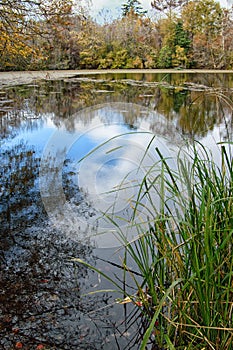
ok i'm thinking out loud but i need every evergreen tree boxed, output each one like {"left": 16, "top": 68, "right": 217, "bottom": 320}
{"left": 121, "top": 0, "right": 147, "bottom": 17}
{"left": 174, "top": 21, "right": 191, "bottom": 52}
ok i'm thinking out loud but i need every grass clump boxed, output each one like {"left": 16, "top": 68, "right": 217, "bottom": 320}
{"left": 77, "top": 141, "right": 233, "bottom": 349}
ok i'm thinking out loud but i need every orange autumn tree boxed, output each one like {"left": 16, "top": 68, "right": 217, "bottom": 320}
{"left": 0, "top": 0, "right": 75, "bottom": 70}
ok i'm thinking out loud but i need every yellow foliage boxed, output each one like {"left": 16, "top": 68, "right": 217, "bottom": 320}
{"left": 132, "top": 56, "right": 144, "bottom": 68}
{"left": 0, "top": 25, "right": 45, "bottom": 70}
{"left": 172, "top": 45, "right": 188, "bottom": 67}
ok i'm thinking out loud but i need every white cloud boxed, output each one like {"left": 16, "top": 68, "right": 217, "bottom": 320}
{"left": 90, "top": 0, "right": 153, "bottom": 21}
{"left": 90, "top": 0, "right": 230, "bottom": 21}
{"left": 140, "top": 0, "right": 153, "bottom": 11}
{"left": 91, "top": 0, "right": 121, "bottom": 12}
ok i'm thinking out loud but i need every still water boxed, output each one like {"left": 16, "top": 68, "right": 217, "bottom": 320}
{"left": 0, "top": 72, "right": 232, "bottom": 349}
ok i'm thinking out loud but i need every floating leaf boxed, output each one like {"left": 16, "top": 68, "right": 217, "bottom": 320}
{"left": 117, "top": 296, "right": 132, "bottom": 304}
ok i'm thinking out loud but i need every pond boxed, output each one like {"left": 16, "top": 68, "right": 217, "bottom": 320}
{"left": 0, "top": 71, "right": 232, "bottom": 349}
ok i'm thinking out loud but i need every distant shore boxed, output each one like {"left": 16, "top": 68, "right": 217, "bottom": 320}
{"left": 0, "top": 69, "right": 232, "bottom": 87}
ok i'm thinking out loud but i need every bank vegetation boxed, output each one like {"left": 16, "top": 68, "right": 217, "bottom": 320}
{"left": 1, "top": 0, "right": 233, "bottom": 71}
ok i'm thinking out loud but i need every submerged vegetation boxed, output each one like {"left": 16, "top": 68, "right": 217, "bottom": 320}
{"left": 77, "top": 141, "right": 233, "bottom": 349}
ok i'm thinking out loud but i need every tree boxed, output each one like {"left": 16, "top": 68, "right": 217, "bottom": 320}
{"left": 181, "top": 0, "right": 223, "bottom": 36}
{"left": 172, "top": 21, "right": 191, "bottom": 67}
{"left": 157, "top": 18, "right": 191, "bottom": 68}
{"left": 181, "top": 0, "right": 224, "bottom": 67}
{"left": 121, "top": 0, "right": 147, "bottom": 17}
{"left": 0, "top": 0, "right": 78, "bottom": 70}
{"left": 174, "top": 21, "right": 190, "bottom": 48}
{"left": 0, "top": 0, "right": 73, "bottom": 36}
{"left": 151, "top": 0, "right": 186, "bottom": 17}
{"left": 221, "top": 9, "right": 233, "bottom": 68}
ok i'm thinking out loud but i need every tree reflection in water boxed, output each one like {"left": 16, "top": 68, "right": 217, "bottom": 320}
{"left": 0, "top": 74, "right": 232, "bottom": 141}
{"left": 0, "top": 73, "right": 232, "bottom": 349}
{"left": 0, "top": 142, "right": 143, "bottom": 349}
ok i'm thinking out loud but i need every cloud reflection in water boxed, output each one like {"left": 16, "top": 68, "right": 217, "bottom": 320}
{"left": 40, "top": 102, "right": 182, "bottom": 248}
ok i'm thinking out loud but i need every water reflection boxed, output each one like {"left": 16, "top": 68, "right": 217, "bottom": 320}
{"left": 0, "top": 73, "right": 232, "bottom": 349}
{"left": 0, "top": 143, "right": 41, "bottom": 235}
{"left": 0, "top": 73, "right": 232, "bottom": 141}
{"left": 39, "top": 102, "right": 182, "bottom": 248}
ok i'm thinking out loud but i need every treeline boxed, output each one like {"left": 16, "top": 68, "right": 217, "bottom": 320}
{"left": 0, "top": 0, "right": 233, "bottom": 71}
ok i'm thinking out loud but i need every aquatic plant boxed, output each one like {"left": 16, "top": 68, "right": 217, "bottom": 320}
{"left": 75, "top": 140, "right": 233, "bottom": 349}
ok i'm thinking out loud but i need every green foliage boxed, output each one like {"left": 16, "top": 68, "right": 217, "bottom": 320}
{"left": 78, "top": 140, "right": 233, "bottom": 349}
{"left": 158, "top": 19, "right": 192, "bottom": 68}
{"left": 112, "top": 49, "right": 128, "bottom": 68}
{"left": 158, "top": 45, "right": 173, "bottom": 68}
{"left": 174, "top": 21, "right": 191, "bottom": 50}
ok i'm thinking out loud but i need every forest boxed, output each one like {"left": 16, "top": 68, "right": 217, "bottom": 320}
{"left": 0, "top": 0, "right": 233, "bottom": 71}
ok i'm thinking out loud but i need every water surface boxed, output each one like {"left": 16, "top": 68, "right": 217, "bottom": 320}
{"left": 0, "top": 72, "right": 232, "bottom": 349}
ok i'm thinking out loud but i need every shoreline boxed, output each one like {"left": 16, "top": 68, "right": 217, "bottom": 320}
{"left": 0, "top": 69, "right": 232, "bottom": 87}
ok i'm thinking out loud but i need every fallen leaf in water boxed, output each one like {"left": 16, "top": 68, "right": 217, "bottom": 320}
{"left": 4, "top": 316, "right": 12, "bottom": 323}
{"left": 12, "top": 327, "right": 19, "bottom": 334}
{"left": 117, "top": 296, "right": 132, "bottom": 304}
{"left": 15, "top": 342, "right": 23, "bottom": 349}
{"left": 36, "top": 345, "right": 45, "bottom": 350}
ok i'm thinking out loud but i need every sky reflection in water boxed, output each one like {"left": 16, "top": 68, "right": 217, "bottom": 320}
{"left": 0, "top": 74, "right": 232, "bottom": 349}
{"left": 39, "top": 102, "right": 181, "bottom": 248}
{"left": 1, "top": 90, "right": 231, "bottom": 247}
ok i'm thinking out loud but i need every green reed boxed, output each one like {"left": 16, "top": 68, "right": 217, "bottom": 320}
{"left": 76, "top": 141, "right": 233, "bottom": 349}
